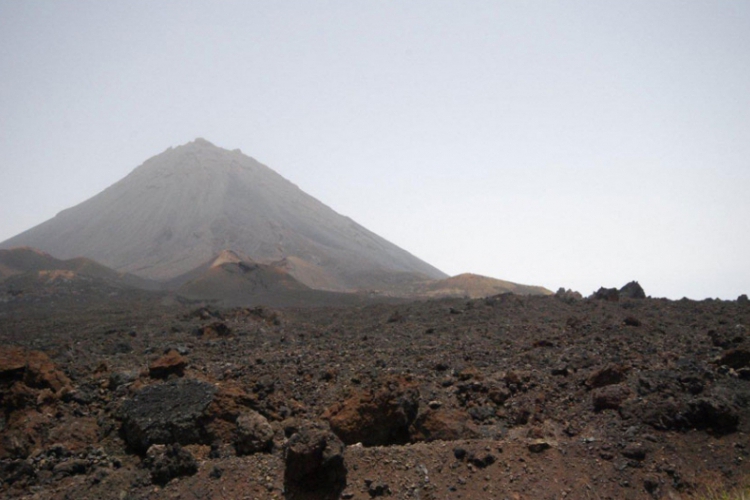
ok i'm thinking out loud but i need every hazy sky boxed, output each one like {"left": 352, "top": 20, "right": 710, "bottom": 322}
{"left": 1, "top": 1, "right": 749, "bottom": 299}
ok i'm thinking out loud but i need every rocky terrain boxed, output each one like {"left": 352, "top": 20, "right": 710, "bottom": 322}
{"left": 2, "top": 280, "right": 750, "bottom": 499}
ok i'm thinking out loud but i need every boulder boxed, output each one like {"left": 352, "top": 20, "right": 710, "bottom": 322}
{"left": 592, "top": 384, "right": 632, "bottom": 411}
{"left": 0, "top": 346, "right": 70, "bottom": 394}
{"left": 196, "top": 322, "right": 232, "bottom": 338}
{"left": 119, "top": 379, "right": 217, "bottom": 453}
{"left": 620, "top": 281, "right": 646, "bottom": 299}
{"left": 587, "top": 364, "right": 630, "bottom": 389}
{"left": 0, "top": 346, "right": 27, "bottom": 377}
{"left": 621, "top": 391, "right": 739, "bottom": 435}
{"left": 410, "top": 409, "right": 480, "bottom": 442}
{"left": 324, "top": 378, "right": 419, "bottom": 446}
{"left": 284, "top": 424, "right": 346, "bottom": 497}
{"left": 685, "top": 395, "right": 739, "bottom": 435}
{"left": 717, "top": 348, "right": 750, "bottom": 369}
{"left": 144, "top": 444, "right": 198, "bottom": 486}
{"left": 555, "top": 288, "right": 582, "bottom": 303}
{"left": 234, "top": 410, "right": 274, "bottom": 455}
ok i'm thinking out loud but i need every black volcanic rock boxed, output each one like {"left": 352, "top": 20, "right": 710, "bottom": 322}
{"left": 119, "top": 379, "right": 217, "bottom": 453}
{"left": 0, "top": 139, "right": 446, "bottom": 292}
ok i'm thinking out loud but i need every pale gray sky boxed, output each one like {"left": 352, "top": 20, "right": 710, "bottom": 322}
{"left": 1, "top": 1, "right": 749, "bottom": 299}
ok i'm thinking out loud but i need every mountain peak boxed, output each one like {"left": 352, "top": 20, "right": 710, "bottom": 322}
{"left": 0, "top": 142, "right": 447, "bottom": 290}
{"left": 188, "top": 137, "right": 216, "bottom": 148}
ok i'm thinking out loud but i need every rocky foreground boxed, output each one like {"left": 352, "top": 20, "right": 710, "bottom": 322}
{"left": 1, "top": 285, "right": 750, "bottom": 499}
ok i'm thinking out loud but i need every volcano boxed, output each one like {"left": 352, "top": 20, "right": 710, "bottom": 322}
{"left": 1, "top": 139, "right": 447, "bottom": 292}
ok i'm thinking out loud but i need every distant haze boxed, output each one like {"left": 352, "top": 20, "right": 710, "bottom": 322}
{"left": 1, "top": 1, "right": 748, "bottom": 299}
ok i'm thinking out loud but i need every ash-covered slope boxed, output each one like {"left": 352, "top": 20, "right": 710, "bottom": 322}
{"left": 1, "top": 139, "right": 447, "bottom": 291}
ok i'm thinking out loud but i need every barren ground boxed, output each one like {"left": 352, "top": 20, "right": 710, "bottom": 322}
{"left": 1, "top": 285, "right": 750, "bottom": 499}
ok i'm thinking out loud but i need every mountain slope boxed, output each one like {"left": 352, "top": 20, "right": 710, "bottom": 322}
{"left": 1, "top": 139, "right": 447, "bottom": 292}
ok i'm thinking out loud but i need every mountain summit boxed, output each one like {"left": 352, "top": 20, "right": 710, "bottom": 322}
{"left": 1, "top": 139, "right": 446, "bottom": 291}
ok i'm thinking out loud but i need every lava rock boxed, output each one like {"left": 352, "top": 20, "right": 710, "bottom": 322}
{"left": 623, "top": 316, "right": 642, "bottom": 327}
{"left": 717, "top": 348, "right": 750, "bottom": 369}
{"left": 149, "top": 350, "right": 188, "bottom": 379}
{"left": 366, "top": 480, "right": 391, "bottom": 497}
{"left": 593, "top": 287, "right": 619, "bottom": 302}
{"left": 528, "top": 439, "right": 552, "bottom": 453}
{"left": 196, "top": 322, "right": 232, "bottom": 338}
{"left": 592, "top": 384, "right": 632, "bottom": 411}
{"left": 284, "top": 424, "right": 346, "bottom": 497}
{"left": 0, "top": 459, "right": 36, "bottom": 485}
{"left": 685, "top": 395, "right": 739, "bottom": 435}
{"left": 144, "top": 444, "right": 198, "bottom": 486}
{"left": 555, "top": 288, "right": 582, "bottom": 303}
{"left": 324, "top": 378, "right": 419, "bottom": 446}
{"left": 409, "top": 409, "right": 480, "bottom": 442}
{"left": 109, "top": 370, "right": 138, "bottom": 390}
{"left": 621, "top": 443, "right": 648, "bottom": 461}
{"left": 234, "top": 410, "right": 274, "bottom": 455}
{"left": 52, "top": 458, "right": 89, "bottom": 477}
{"left": 587, "top": 364, "right": 630, "bottom": 389}
{"left": 620, "top": 281, "right": 646, "bottom": 299}
{"left": 468, "top": 453, "right": 496, "bottom": 468}
{"left": 119, "top": 379, "right": 217, "bottom": 453}
{"left": 0, "top": 346, "right": 70, "bottom": 393}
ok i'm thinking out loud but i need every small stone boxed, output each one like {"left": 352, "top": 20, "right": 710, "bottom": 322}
{"left": 528, "top": 439, "right": 551, "bottom": 453}
{"left": 468, "top": 453, "right": 496, "bottom": 468}
{"left": 367, "top": 481, "right": 391, "bottom": 497}
{"left": 52, "top": 458, "right": 89, "bottom": 477}
{"left": 623, "top": 316, "right": 641, "bottom": 327}
{"left": 622, "top": 443, "right": 647, "bottom": 461}
{"left": 235, "top": 410, "right": 274, "bottom": 455}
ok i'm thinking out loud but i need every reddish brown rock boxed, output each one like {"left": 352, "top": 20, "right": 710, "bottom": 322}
{"left": 149, "top": 350, "right": 188, "bottom": 379}
{"left": 323, "top": 378, "right": 419, "bottom": 446}
{"left": 25, "top": 352, "right": 70, "bottom": 393}
{"left": 205, "top": 382, "right": 260, "bottom": 443}
{"left": 0, "top": 346, "right": 27, "bottom": 376}
{"left": 0, "top": 346, "right": 70, "bottom": 393}
{"left": 410, "top": 409, "right": 480, "bottom": 442}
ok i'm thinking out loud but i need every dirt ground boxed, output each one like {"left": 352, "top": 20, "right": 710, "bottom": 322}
{"left": 1, "top": 284, "right": 750, "bottom": 499}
